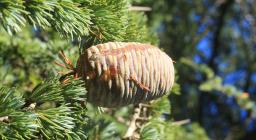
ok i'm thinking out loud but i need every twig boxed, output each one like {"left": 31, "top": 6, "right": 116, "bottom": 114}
{"left": 123, "top": 105, "right": 142, "bottom": 139}
{"left": 0, "top": 116, "right": 9, "bottom": 122}
{"left": 129, "top": 6, "right": 152, "bottom": 12}
{"left": 137, "top": 117, "right": 149, "bottom": 121}
{"left": 28, "top": 103, "right": 37, "bottom": 110}
{"left": 117, "top": 116, "right": 128, "bottom": 125}
{"left": 139, "top": 103, "right": 152, "bottom": 108}
{"left": 172, "top": 119, "right": 191, "bottom": 126}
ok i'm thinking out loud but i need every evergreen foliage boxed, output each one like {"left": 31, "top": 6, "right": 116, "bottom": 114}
{"left": 0, "top": 0, "right": 157, "bottom": 43}
{"left": 0, "top": 0, "right": 209, "bottom": 139}
{"left": 0, "top": 77, "right": 86, "bottom": 139}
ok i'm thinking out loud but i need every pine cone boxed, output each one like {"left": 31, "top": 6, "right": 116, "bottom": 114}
{"left": 76, "top": 42, "right": 175, "bottom": 107}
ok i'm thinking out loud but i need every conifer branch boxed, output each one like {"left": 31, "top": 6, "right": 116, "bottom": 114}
{"left": 0, "top": 0, "right": 157, "bottom": 44}
{"left": 0, "top": 0, "right": 128, "bottom": 40}
{"left": 0, "top": 77, "right": 87, "bottom": 139}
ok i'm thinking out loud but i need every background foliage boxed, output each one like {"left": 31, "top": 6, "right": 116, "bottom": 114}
{"left": 1, "top": 0, "right": 256, "bottom": 140}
